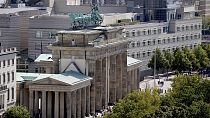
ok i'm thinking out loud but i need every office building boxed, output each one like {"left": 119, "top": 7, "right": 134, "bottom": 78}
{"left": 0, "top": 47, "right": 17, "bottom": 116}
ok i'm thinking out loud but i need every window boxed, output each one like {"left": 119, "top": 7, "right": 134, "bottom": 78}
{"left": 153, "top": 29, "right": 157, "bottom": 34}
{"left": 143, "top": 30, "right": 146, "bottom": 35}
{"left": 194, "top": 35, "right": 198, "bottom": 39}
{"left": 143, "top": 41, "right": 146, "bottom": 46}
{"left": 137, "top": 31, "right": 141, "bottom": 36}
{"left": 7, "top": 89, "right": 9, "bottom": 101}
{"left": 163, "top": 27, "right": 167, "bottom": 33}
{"left": 12, "top": 88, "right": 14, "bottom": 100}
{"left": 0, "top": 61, "right": 1, "bottom": 67}
{"left": 137, "top": 41, "right": 140, "bottom": 47}
{"left": 158, "top": 29, "right": 161, "bottom": 34}
{"left": 173, "top": 38, "right": 176, "bottom": 42}
{"left": 147, "top": 52, "right": 151, "bottom": 56}
{"left": 143, "top": 52, "right": 146, "bottom": 57}
{"left": 12, "top": 59, "right": 14, "bottom": 65}
{"left": 177, "top": 37, "right": 180, "bottom": 41}
{"left": 3, "top": 73, "right": 5, "bottom": 84}
{"left": 126, "top": 32, "right": 129, "bottom": 37}
{"left": 132, "top": 31, "right": 135, "bottom": 37}
{"left": 0, "top": 75, "right": 1, "bottom": 84}
{"left": 7, "top": 60, "right": 10, "bottom": 66}
{"left": 3, "top": 60, "right": 5, "bottom": 67}
{"left": 7, "top": 72, "right": 10, "bottom": 83}
{"left": 182, "top": 26, "right": 185, "bottom": 31}
{"left": 12, "top": 72, "right": 14, "bottom": 82}
{"left": 132, "top": 53, "right": 135, "bottom": 58}
{"left": 195, "top": 24, "right": 198, "bottom": 29}
{"left": 49, "top": 32, "right": 56, "bottom": 39}
{"left": 177, "top": 27, "right": 180, "bottom": 31}
{"left": 186, "top": 36, "right": 189, "bottom": 40}
{"left": 191, "top": 25, "right": 194, "bottom": 30}
{"left": 153, "top": 39, "right": 156, "bottom": 45}
{"left": 148, "top": 30, "right": 151, "bottom": 35}
{"left": 168, "top": 38, "right": 170, "bottom": 43}
{"left": 148, "top": 41, "right": 151, "bottom": 46}
{"left": 182, "top": 37, "right": 185, "bottom": 41}
{"left": 186, "top": 26, "right": 189, "bottom": 30}
{"left": 163, "top": 39, "right": 166, "bottom": 43}
{"left": 35, "top": 31, "right": 43, "bottom": 38}
{"left": 191, "top": 35, "right": 193, "bottom": 40}
{"left": 131, "top": 42, "right": 135, "bottom": 48}
{"left": 158, "top": 40, "right": 161, "bottom": 44}
{"left": 137, "top": 52, "right": 140, "bottom": 58}
{"left": 35, "top": 43, "right": 41, "bottom": 50}
{"left": 0, "top": 30, "right": 1, "bottom": 37}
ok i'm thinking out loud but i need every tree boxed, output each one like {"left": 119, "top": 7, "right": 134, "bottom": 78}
{"left": 170, "top": 75, "right": 204, "bottom": 106}
{"left": 163, "top": 50, "right": 174, "bottom": 74}
{"left": 183, "top": 48, "right": 200, "bottom": 71}
{"left": 193, "top": 45, "right": 209, "bottom": 69}
{"left": 202, "top": 16, "right": 210, "bottom": 29}
{"left": 172, "top": 49, "right": 191, "bottom": 72}
{"left": 109, "top": 90, "right": 161, "bottom": 118}
{"left": 188, "top": 101, "right": 210, "bottom": 118}
{"left": 3, "top": 106, "right": 30, "bottom": 118}
{"left": 148, "top": 48, "right": 166, "bottom": 72}
{"left": 201, "top": 44, "right": 210, "bottom": 59}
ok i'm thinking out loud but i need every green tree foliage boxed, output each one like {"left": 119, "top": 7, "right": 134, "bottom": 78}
{"left": 202, "top": 16, "right": 210, "bottom": 29}
{"left": 3, "top": 106, "right": 30, "bottom": 118}
{"left": 148, "top": 48, "right": 166, "bottom": 72}
{"left": 163, "top": 50, "right": 174, "bottom": 71}
{"left": 172, "top": 49, "right": 191, "bottom": 72}
{"left": 109, "top": 90, "right": 161, "bottom": 118}
{"left": 188, "top": 101, "right": 210, "bottom": 118}
{"left": 193, "top": 45, "right": 209, "bottom": 69}
{"left": 183, "top": 48, "right": 200, "bottom": 70}
{"left": 170, "top": 75, "right": 203, "bottom": 106}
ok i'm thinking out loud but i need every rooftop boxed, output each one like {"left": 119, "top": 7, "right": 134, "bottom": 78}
{"left": 127, "top": 56, "right": 142, "bottom": 66}
{"left": 0, "top": 7, "right": 40, "bottom": 14}
{"left": 17, "top": 71, "right": 93, "bottom": 85}
{"left": 34, "top": 54, "right": 53, "bottom": 62}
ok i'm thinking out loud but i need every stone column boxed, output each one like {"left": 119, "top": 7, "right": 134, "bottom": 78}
{"left": 76, "top": 89, "right": 81, "bottom": 118}
{"left": 109, "top": 55, "right": 117, "bottom": 103}
{"left": 134, "top": 69, "right": 138, "bottom": 90}
{"left": 95, "top": 59, "right": 102, "bottom": 110}
{"left": 29, "top": 90, "right": 34, "bottom": 118}
{"left": 34, "top": 91, "right": 39, "bottom": 117}
{"left": 72, "top": 91, "right": 76, "bottom": 118}
{"left": 102, "top": 58, "right": 106, "bottom": 108}
{"left": 42, "top": 91, "right": 47, "bottom": 118}
{"left": 54, "top": 91, "right": 59, "bottom": 118}
{"left": 116, "top": 54, "right": 122, "bottom": 100}
{"left": 86, "top": 86, "right": 90, "bottom": 115}
{"left": 60, "top": 92, "right": 64, "bottom": 118}
{"left": 66, "top": 92, "right": 71, "bottom": 118}
{"left": 122, "top": 52, "right": 127, "bottom": 97}
{"left": 131, "top": 70, "right": 135, "bottom": 91}
{"left": 89, "top": 61, "right": 95, "bottom": 114}
{"left": 19, "top": 89, "right": 23, "bottom": 105}
{"left": 81, "top": 88, "right": 86, "bottom": 118}
{"left": 53, "top": 56, "right": 59, "bottom": 74}
{"left": 47, "top": 91, "right": 52, "bottom": 118}
{"left": 127, "top": 71, "right": 131, "bottom": 93}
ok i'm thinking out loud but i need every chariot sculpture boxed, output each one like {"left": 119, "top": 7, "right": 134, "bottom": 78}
{"left": 69, "top": 4, "right": 103, "bottom": 30}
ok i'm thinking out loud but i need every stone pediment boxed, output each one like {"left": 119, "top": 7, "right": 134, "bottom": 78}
{"left": 32, "top": 77, "right": 70, "bottom": 86}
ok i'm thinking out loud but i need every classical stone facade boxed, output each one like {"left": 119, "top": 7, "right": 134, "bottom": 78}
{"left": 16, "top": 27, "right": 141, "bottom": 118}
